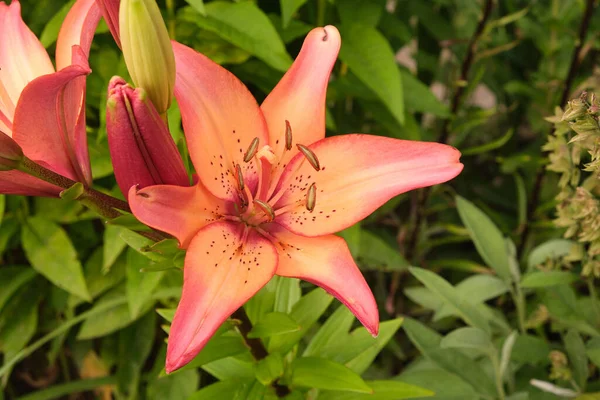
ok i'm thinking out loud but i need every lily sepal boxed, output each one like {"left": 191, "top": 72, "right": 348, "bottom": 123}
{"left": 107, "top": 76, "right": 189, "bottom": 196}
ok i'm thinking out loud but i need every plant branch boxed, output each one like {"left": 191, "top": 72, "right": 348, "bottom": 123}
{"left": 18, "top": 157, "right": 167, "bottom": 242}
{"left": 517, "top": 0, "right": 596, "bottom": 256}
{"left": 404, "top": 0, "right": 495, "bottom": 263}
{"left": 231, "top": 308, "right": 291, "bottom": 398}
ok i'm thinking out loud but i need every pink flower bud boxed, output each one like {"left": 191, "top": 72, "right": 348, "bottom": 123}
{"left": 106, "top": 76, "right": 189, "bottom": 196}
{"left": 0, "top": 132, "right": 24, "bottom": 171}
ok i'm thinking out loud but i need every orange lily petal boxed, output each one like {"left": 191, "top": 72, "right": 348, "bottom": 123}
{"left": 129, "top": 183, "right": 230, "bottom": 249}
{"left": 55, "top": 0, "right": 101, "bottom": 70}
{"left": 0, "top": 0, "right": 54, "bottom": 134}
{"left": 172, "top": 41, "right": 270, "bottom": 202}
{"left": 12, "top": 51, "right": 92, "bottom": 183}
{"left": 166, "top": 221, "right": 277, "bottom": 372}
{"left": 273, "top": 134, "right": 463, "bottom": 237}
{"left": 0, "top": 170, "right": 62, "bottom": 197}
{"left": 261, "top": 25, "right": 340, "bottom": 182}
{"left": 272, "top": 226, "right": 379, "bottom": 336}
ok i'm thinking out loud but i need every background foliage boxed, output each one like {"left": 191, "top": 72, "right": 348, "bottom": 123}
{"left": 2, "top": 0, "right": 600, "bottom": 399}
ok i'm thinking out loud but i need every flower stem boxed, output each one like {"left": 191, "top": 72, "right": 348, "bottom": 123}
{"left": 231, "top": 307, "right": 291, "bottom": 397}
{"left": 18, "top": 157, "right": 166, "bottom": 242}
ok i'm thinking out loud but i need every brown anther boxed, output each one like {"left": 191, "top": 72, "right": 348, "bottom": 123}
{"left": 243, "top": 137, "right": 260, "bottom": 162}
{"left": 235, "top": 164, "right": 245, "bottom": 190}
{"left": 296, "top": 144, "right": 320, "bottom": 171}
{"left": 254, "top": 199, "right": 275, "bottom": 221}
{"left": 285, "top": 120, "right": 293, "bottom": 150}
{"left": 306, "top": 183, "right": 316, "bottom": 212}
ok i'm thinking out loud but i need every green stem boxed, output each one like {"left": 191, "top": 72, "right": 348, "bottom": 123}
{"left": 316, "top": 0, "right": 326, "bottom": 27}
{"left": 166, "top": 0, "right": 176, "bottom": 39}
{"left": 491, "top": 354, "right": 506, "bottom": 400}
{"left": 18, "top": 157, "right": 167, "bottom": 242}
{"left": 513, "top": 284, "right": 527, "bottom": 334}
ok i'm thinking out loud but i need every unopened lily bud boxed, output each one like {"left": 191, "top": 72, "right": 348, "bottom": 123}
{"left": 119, "top": 0, "right": 175, "bottom": 115}
{"left": 0, "top": 132, "right": 24, "bottom": 171}
{"left": 107, "top": 77, "right": 188, "bottom": 196}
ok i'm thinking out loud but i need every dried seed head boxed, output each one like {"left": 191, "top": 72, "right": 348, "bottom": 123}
{"left": 296, "top": 144, "right": 321, "bottom": 171}
{"left": 235, "top": 164, "right": 245, "bottom": 190}
{"left": 243, "top": 137, "right": 260, "bottom": 162}
{"left": 306, "top": 183, "right": 316, "bottom": 212}
{"left": 254, "top": 199, "right": 275, "bottom": 221}
{"left": 285, "top": 120, "right": 293, "bottom": 150}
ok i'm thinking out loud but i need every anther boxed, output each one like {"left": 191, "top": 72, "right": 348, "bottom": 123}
{"left": 235, "top": 164, "right": 245, "bottom": 190}
{"left": 296, "top": 144, "right": 321, "bottom": 171}
{"left": 254, "top": 199, "right": 275, "bottom": 221}
{"left": 285, "top": 120, "right": 293, "bottom": 150}
{"left": 306, "top": 183, "right": 316, "bottom": 212}
{"left": 243, "top": 137, "right": 260, "bottom": 162}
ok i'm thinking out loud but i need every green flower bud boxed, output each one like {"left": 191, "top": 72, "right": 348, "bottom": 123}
{"left": 120, "top": 0, "right": 175, "bottom": 115}
{"left": 562, "top": 99, "right": 587, "bottom": 121}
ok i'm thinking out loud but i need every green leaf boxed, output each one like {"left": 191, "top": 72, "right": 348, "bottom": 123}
{"left": 22, "top": 217, "right": 90, "bottom": 301}
{"left": 119, "top": 230, "right": 165, "bottom": 262}
{"left": 399, "top": 366, "right": 479, "bottom": 400}
{"left": 337, "top": 0, "right": 385, "bottom": 27}
{"left": 0, "top": 267, "right": 37, "bottom": 313}
{"left": 280, "top": 0, "right": 308, "bottom": 28}
{"left": 291, "top": 357, "right": 372, "bottom": 393}
{"left": 339, "top": 24, "right": 404, "bottom": 126}
{"left": 248, "top": 312, "right": 301, "bottom": 338}
{"left": 509, "top": 334, "right": 551, "bottom": 366}
{"left": 182, "top": 2, "right": 293, "bottom": 71}
{"left": 274, "top": 277, "right": 301, "bottom": 313}
{"left": 244, "top": 277, "right": 278, "bottom": 324}
{"left": 184, "top": 0, "right": 206, "bottom": 16}
{"left": 103, "top": 225, "right": 127, "bottom": 273}
{"left": 254, "top": 353, "right": 284, "bottom": 385}
{"left": 0, "top": 281, "right": 42, "bottom": 358}
{"left": 527, "top": 239, "right": 574, "bottom": 269}
{"left": 409, "top": 267, "right": 490, "bottom": 334}
{"left": 303, "top": 305, "right": 355, "bottom": 357}
{"left": 268, "top": 288, "right": 333, "bottom": 354}
{"left": 201, "top": 357, "right": 254, "bottom": 381}
{"left": 126, "top": 249, "right": 165, "bottom": 318}
{"left": 344, "top": 319, "right": 403, "bottom": 374}
{"left": 455, "top": 196, "right": 511, "bottom": 281}
{"left": 117, "top": 312, "right": 156, "bottom": 397}
{"left": 156, "top": 308, "right": 176, "bottom": 323}
{"left": 181, "top": 336, "right": 248, "bottom": 371}
{"left": 520, "top": 271, "right": 579, "bottom": 288}
{"left": 318, "top": 380, "right": 434, "bottom": 399}
{"left": 39, "top": 0, "right": 75, "bottom": 47}
{"left": 402, "top": 318, "right": 497, "bottom": 398}
{"left": 440, "top": 327, "right": 495, "bottom": 356}
{"left": 400, "top": 69, "right": 449, "bottom": 117}
{"left": 77, "top": 287, "right": 149, "bottom": 339}
{"left": 586, "top": 337, "right": 600, "bottom": 369}
{"left": 187, "top": 379, "right": 254, "bottom": 400}
{"left": 358, "top": 230, "right": 409, "bottom": 271}
{"left": 499, "top": 332, "right": 517, "bottom": 380}
{"left": 564, "top": 330, "right": 589, "bottom": 391}
{"left": 59, "top": 182, "right": 85, "bottom": 201}
{"left": 147, "top": 369, "right": 199, "bottom": 400}
{"left": 461, "top": 129, "right": 514, "bottom": 156}
{"left": 435, "top": 275, "right": 510, "bottom": 320}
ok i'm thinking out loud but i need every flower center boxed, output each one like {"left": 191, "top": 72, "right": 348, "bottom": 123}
{"left": 231, "top": 122, "right": 320, "bottom": 228}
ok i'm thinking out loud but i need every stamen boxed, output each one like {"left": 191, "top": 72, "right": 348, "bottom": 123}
{"left": 254, "top": 199, "right": 275, "bottom": 221}
{"left": 235, "top": 164, "right": 245, "bottom": 190}
{"left": 306, "top": 183, "right": 316, "bottom": 212}
{"left": 285, "top": 120, "right": 293, "bottom": 150}
{"left": 243, "top": 137, "right": 260, "bottom": 162}
{"left": 296, "top": 144, "right": 321, "bottom": 171}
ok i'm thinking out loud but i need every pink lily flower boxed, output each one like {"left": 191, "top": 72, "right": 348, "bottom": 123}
{"left": 106, "top": 76, "right": 189, "bottom": 196}
{"left": 129, "top": 26, "right": 463, "bottom": 373}
{"left": 0, "top": 0, "right": 100, "bottom": 196}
